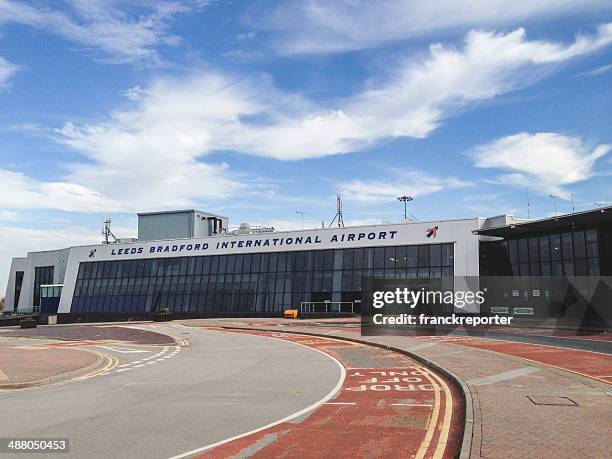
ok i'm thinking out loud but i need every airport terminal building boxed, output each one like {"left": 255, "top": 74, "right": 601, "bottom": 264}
{"left": 3, "top": 207, "right": 611, "bottom": 324}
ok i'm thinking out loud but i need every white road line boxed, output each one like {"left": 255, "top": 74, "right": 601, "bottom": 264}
{"left": 96, "top": 345, "right": 150, "bottom": 354}
{"left": 167, "top": 332, "right": 346, "bottom": 459}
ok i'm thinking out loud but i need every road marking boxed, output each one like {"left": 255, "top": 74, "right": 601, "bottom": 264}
{"left": 96, "top": 345, "right": 150, "bottom": 354}
{"left": 426, "top": 367, "right": 453, "bottom": 459}
{"left": 414, "top": 368, "right": 441, "bottom": 459}
{"left": 167, "top": 332, "right": 346, "bottom": 459}
{"left": 467, "top": 367, "right": 540, "bottom": 386}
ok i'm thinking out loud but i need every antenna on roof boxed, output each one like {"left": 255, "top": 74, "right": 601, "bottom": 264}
{"left": 549, "top": 194, "right": 560, "bottom": 217}
{"left": 102, "top": 218, "right": 118, "bottom": 244}
{"left": 328, "top": 194, "right": 345, "bottom": 228}
{"left": 594, "top": 193, "right": 608, "bottom": 208}
{"left": 527, "top": 188, "right": 530, "bottom": 219}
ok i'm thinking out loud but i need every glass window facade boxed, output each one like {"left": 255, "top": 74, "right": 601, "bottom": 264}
{"left": 40, "top": 285, "right": 63, "bottom": 298}
{"left": 71, "top": 243, "right": 454, "bottom": 314}
{"left": 13, "top": 271, "right": 24, "bottom": 311}
{"left": 33, "top": 266, "right": 54, "bottom": 308}
{"left": 480, "top": 229, "right": 600, "bottom": 276}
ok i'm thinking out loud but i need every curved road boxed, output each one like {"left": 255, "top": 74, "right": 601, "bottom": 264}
{"left": 0, "top": 326, "right": 342, "bottom": 459}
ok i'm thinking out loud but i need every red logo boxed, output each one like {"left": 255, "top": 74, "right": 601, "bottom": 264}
{"left": 426, "top": 226, "right": 438, "bottom": 238}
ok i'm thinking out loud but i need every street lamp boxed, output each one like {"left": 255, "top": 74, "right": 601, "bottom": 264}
{"left": 397, "top": 195, "right": 414, "bottom": 221}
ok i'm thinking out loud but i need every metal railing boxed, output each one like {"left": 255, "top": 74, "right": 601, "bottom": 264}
{"left": 300, "top": 301, "right": 354, "bottom": 314}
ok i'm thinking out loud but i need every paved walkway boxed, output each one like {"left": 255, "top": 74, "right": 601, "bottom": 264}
{"left": 180, "top": 318, "right": 612, "bottom": 459}
{"left": 0, "top": 324, "right": 177, "bottom": 346}
{"left": 0, "top": 341, "right": 103, "bottom": 389}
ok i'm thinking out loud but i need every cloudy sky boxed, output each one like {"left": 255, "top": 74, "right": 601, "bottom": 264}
{"left": 1, "top": 0, "right": 611, "bottom": 293}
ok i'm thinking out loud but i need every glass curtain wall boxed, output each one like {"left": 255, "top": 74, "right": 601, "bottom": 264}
{"left": 71, "top": 243, "right": 454, "bottom": 314}
{"left": 480, "top": 229, "right": 599, "bottom": 276}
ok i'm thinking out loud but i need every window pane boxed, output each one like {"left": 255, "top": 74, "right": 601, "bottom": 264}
{"left": 561, "top": 233, "right": 573, "bottom": 260}
{"left": 430, "top": 244, "right": 441, "bottom": 267}
{"left": 528, "top": 237, "right": 539, "bottom": 262}
{"left": 539, "top": 236, "right": 550, "bottom": 261}
{"left": 373, "top": 248, "right": 385, "bottom": 269}
{"left": 441, "top": 244, "right": 454, "bottom": 267}
{"left": 384, "top": 247, "right": 396, "bottom": 269}
{"left": 518, "top": 239, "right": 529, "bottom": 264}
{"left": 342, "top": 249, "right": 354, "bottom": 270}
{"left": 417, "top": 246, "right": 429, "bottom": 268}
{"left": 550, "top": 234, "right": 562, "bottom": 260}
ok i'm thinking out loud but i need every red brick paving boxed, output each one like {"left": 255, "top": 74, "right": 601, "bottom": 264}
{"left": 431, "top": 336, "right": 612, "bottom": 383}
{"left": 198, "top": 330, "right": 463, "bottom": 459}
{"left": 0, "top": 345, "right": 101, "bottom": 387}
{"left": 182, "top": 318, "right": 612, "bottom": 459}
{"left": 1, "top": 325, "right": 176, "bottom": 346}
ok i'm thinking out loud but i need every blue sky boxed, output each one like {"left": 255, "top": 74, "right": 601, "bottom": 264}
{"left": 0, "top": 0, "right": 611, "bottom": 293}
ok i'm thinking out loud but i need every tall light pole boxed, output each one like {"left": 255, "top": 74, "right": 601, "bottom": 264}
{"left": 296, "top": 211, "right": 305, "bottom": 230}
{"left": 397, "top": 195, "right": 413, "bottom": 221}
{"left": 549, "top": 194, "right": 560, "bottom": 217}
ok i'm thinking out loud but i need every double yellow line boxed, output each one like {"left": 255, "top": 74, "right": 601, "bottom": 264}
{"left": 415, "top": 366, "right": 453, "bottom": 459}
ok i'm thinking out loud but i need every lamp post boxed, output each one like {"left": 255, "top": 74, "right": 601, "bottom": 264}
{"left": 397, "top": 195, "right": 413, "bottom": 221}
{"left": 296, "top": 211, "right": 305, "bottom": 230}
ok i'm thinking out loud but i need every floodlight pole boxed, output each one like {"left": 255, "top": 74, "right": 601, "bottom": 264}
{"left": 397, "top": 195, "right": 414, "bottom": 221}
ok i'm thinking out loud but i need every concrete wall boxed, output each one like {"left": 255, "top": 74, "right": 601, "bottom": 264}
{"left": 138, "top": 211, "right": 194, "bottom": 241}
{"left": 3, "top": 257, "right": 26, "bottom": 312}
{"left": 138, "top": 210, "right": 229, "bottom": 241}
{"left": 15, "top": 248, "right": 70, "bottom": 313}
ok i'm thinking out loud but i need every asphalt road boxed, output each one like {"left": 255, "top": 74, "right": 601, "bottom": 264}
{"left": 0, "top": 325, "right": 342, "bottom": 459}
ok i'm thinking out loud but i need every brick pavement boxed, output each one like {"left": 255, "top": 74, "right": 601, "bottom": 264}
{"left": 180, "top": 318, "right": 612, "bottom": 459}
{"left": 0, "top": 324, "right": 176, "bottom": 346}
{"left": 0, "top": 343, "right": 103, "bottom": 389}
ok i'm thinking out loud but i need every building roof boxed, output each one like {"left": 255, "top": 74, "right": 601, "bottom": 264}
{"left": 474, "top": 205, "right": 612, "bottom": 238}
{"left": 137, "top": 209, "right": 228, "bottom": 219}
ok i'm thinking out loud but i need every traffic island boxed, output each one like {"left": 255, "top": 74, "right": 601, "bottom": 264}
{"left": 0, "top": 344, "right": 109, "bottom": 389}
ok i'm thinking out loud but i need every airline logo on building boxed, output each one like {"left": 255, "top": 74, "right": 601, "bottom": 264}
{"left": 426, "top": 226, "right": 439, "bottom": 238}
{"left": 88, "top": 249, "right": 96, "bottom": 258}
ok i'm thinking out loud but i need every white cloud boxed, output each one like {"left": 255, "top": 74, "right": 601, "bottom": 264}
{"left": 0, "top": 0, "right": 207, "bottom": 64}
{"left": 120, "top": 85, "right": 150, "bottom": 101}
{"left": 7, "top": 25, "right": 611, "bottom": 214}
{"left": 337, "top": 170, "right": 470, "bottom": 203}
{"left": 0, "top": 55, "right": 17, "bottom": 87}
{"left": 260, "top": 0, "right": 612, "bottom": 54}
{"left": 0, "top": 225, "right": 99, "bottom": 295}
{"left": 471, "top": 132, "right": 611, "bottom": 196}
{"left": 223, "top": 24, "right": 612, "bottom": 159}
{"left": 0, "top": 169, "right": 121, "bottom": 211}
{"left": 577, "top": 62, "right": 612, "bottom": 77}
{"left": 265, "top": 217, "right": 386, "bottom": 232}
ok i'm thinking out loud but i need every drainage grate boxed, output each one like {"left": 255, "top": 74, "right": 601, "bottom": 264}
{"left": 527, "top": 396, "right": 578, "bottom": 406}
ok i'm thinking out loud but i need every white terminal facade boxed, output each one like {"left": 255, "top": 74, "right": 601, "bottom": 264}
{"left": 4, "top": 206, "right": 610, "bottom": 320}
